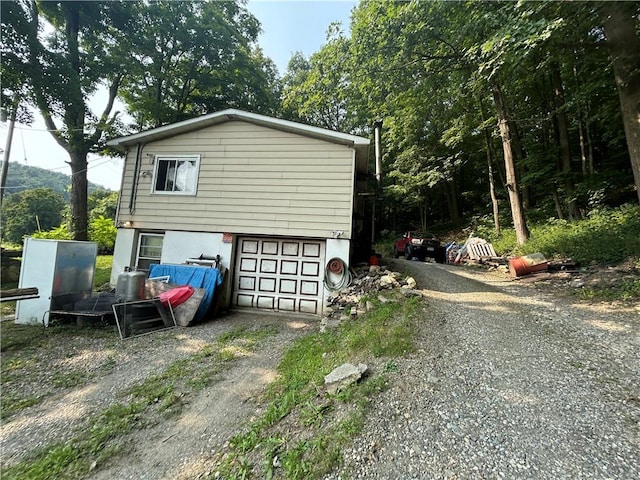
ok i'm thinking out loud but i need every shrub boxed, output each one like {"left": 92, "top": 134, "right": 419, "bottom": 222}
{"left": 31, "top": 225, "right": 72, "bottom": 241}
{"left": 29, "top": 216, "right": 117, "bottom": 254}
{"left": 88, "top": 216, "right": 117, "bottom": 254}
{"left": 490, "top": 204, "right": 640, "bottom": 265}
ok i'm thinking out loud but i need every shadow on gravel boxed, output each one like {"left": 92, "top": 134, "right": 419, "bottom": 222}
{"left": 390, "top": 258, "right": 506, "bottom": 295}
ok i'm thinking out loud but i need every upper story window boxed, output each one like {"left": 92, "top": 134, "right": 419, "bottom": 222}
{"left": 152, "top": 155, "right": 200, "bottom": 195}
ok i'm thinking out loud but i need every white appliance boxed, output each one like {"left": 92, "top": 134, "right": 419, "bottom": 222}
{"left": 16, "top": 238, "right": 98, "bottom": 325}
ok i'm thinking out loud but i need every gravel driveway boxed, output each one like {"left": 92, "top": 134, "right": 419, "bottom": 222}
{"left": 328, "top": 260, "right": 640, "bottom": 479}
{"left": 2, "top": 261, "right": 638, "bottom": 479}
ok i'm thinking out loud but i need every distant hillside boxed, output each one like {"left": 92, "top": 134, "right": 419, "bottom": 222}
{"left": 2, "top": 162, "right": 111, "bottom": 200}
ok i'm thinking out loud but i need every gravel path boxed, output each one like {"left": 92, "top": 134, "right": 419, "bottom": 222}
{"left": 1, "top": 311, "right": 315, "bottom": 476}
{"left": 2, "top": 262, "right": 638, "bottom": 479}
{"left": 328, "top": 260, "right": 640, "bottom": 479}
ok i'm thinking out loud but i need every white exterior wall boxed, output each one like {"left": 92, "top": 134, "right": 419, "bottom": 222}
{"left": 110, "top": 228, "right": 137, "bottom": 285}
{"left": 161, "top": 231, "right": 232, "bottom": 270}
{"left": 323, "top": 238, "right": 351, "bottom": 304}
{"left": 325, "top": 238, "right": 350, "bottom": 267}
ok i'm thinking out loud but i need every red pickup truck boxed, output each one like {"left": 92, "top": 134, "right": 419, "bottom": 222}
{"left": 393, "top": 231, "right": 446, "bottom": 263}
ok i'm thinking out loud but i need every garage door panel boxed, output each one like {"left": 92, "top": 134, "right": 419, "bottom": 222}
{"left": 238, "top": 276, "right": 256, "bottom": 290}
{"left": 299, "top": 299, "right": 318, "bottom": 314}
{"left": 302, "top": 243, "right": 320, "bottom": 258}
{"left": 242, "top": 240, "right": 259, "bottom": 254}
{"left": 260, "top": 259, "right": 277, "bottom": 273}
{"left": 281, "top": 260, "right": 298, "bottom": 275}
{"left": 282, "top": 242, "right": 299, "bottom": 256}
{"left": 300, "top": 280, "right": 318, "bottom": 296}
{"left": 262, "top": 241, "right": 279, "bottom": 255}
{"left": 259, "top": 277, "right": 276, "bottom": 292}
{"left": 279, "top": 279, "right": 297, "bottom": 294}
{"left": 257, "top": 296, "right": 275, "bottom": 309}
{"left": 236, "top": 294, "right": 254, "bottom": 307}
{"left": 278, "top": 297, "right": 296, "bottom": 311}
{"left": 234, "top": 237, "right": 325, "bottom": 314}
{"left": 240, "top": 258, "right": 257, "bottom": 272}
{"left": 301, "top": 261, "right": 319, "bottom": 276}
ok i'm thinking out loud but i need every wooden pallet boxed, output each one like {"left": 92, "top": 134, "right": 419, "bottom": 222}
{"left": 466, "top": 238, "right": 497, "bottom": 260}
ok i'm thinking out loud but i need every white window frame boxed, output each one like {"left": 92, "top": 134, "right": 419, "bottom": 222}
{"left": 151, "top": 155, "right": 200, "bottom": 195}
{"left": 135, "top": 233, "right": 164, "bottom": 273}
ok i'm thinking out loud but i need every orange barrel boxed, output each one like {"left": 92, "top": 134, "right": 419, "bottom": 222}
{"left": 509, "top": 253, "right": 548, "bottom": 277}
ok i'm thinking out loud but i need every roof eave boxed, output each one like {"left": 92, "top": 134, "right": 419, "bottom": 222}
{"left": 106, "top": 109, "right": 370, "bottom": 152}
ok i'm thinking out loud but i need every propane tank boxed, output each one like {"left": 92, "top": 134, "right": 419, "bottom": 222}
{"left": 116, "top": 267, "right": 146, "bottom": 301}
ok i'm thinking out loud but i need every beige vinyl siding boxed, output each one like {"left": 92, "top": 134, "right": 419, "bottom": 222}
{"left": 118, "top": 121, "right": 356, "bottom": 238}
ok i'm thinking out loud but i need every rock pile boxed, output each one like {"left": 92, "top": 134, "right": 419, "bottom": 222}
{"left": 321, "top": 264, "right": 423, "bottom": 330}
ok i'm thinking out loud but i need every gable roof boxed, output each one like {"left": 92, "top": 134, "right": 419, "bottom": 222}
{"left": 107, "top": 109, "right": 370, "bottom": 172}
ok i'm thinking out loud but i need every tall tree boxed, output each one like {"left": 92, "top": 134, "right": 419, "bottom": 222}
{"left": 120, "top": 0, "right": 278, "bottom": 129}
{"left": 281, "top": 23, "right": 356, "bottom": 132}
{"left": 1, "top": 0, "right": 129, "bottom": 240}
{"left": 601, "top": 2, "right": 640, "bottom": 203}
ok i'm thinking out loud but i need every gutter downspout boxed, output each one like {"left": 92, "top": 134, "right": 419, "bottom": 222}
{"left": 129, "top": 143, "right": 145, "bottom": 214}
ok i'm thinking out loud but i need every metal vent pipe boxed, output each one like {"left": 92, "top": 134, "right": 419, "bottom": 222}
{"left": 373, "top": 119, "right": 383, "bottom": 189}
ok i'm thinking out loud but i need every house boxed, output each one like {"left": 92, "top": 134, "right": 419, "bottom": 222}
{"left": 107, "top": 109, "right": 371, "bottom": 315}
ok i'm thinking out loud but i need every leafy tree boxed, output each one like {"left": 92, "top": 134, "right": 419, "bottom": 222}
{"left": 1, "top": 0, "right": 131, "bottom": 241}
{"left": 339, "top": 0, "right": 634, "bottom": 243}
{"left": 0, "top": 188, "right": 65, "bottom": 244}
{"left": 119, "top": 0, "right": 278, "bottom": 128}
{"left": 87, "top": 215, "right": 116, "bottom": 253}
{"left": 281, "top": 24, "right": 356, "bottom": 132}
{"left": 88, "top": 190, "right": 118, "bottom": 221}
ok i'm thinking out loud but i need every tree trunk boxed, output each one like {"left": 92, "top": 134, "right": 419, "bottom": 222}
{"left": 551, "top": 63, "right": 581, "bottom": 219}
{"left": 69, "top": 151, "right": 89, "bottom": 241}
{"left": 491, "top": 83, "right": 529, "bottom": 245}
{"left": 482, "top": 126, "right": 500, "bottom": 235}
{"left": 446, "top": 180, "right": 461, "bottom": 227}
{"left": 552, "top": 188, "right": 565, "bottom": 220}
{"left": 602, "top": 2, "right": 640, "bottom": 204}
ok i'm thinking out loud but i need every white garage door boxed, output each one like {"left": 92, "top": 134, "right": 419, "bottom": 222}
{"left": 233, "top": 237, "right": 325, "bottom": 314}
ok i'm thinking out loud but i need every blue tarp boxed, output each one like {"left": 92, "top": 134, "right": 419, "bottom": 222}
{"left": 148, "top": 264, "right": 224, "bottom": 322}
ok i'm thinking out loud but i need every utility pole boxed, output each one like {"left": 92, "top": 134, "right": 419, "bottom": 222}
{"left": 1, "top": 100, "right": 18, "bottom": 205}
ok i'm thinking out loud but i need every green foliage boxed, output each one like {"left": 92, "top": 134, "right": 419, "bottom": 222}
{"left": 25, "top": 216, "right": 116, "bottom": 254}
{"left": 120, "top": 0, "right": 279, "bottom": 128}
{"left": 31, "top": 225, "right": 72, "bottom": 241}
{"left": 0, "top": 188, "right": 66, "bottom": 244}
{"left": 88, "top": 216, "right": 117, "bottom": 254}
{"left": 88, "top": 191, "right": 119, "bottom": 221}
{"left": 577, "top": 279, "right": 640, "bottom": 302}
{"left": 94, "top": 256, "right": 113, "bottom": 289}
{"left": 478, "top": 204, "right": 640, "bottom": 266}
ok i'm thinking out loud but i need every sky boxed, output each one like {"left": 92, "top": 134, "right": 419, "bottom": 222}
{"left": 0, "top": 0, "right": 357, "bottom": 192}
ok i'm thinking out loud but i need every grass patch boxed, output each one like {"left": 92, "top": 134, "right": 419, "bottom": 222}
{"left": 94, "top": 255, "right": 113, "bottom": 289}
{"left": 575, "top": 278, "right": 640, "bottom": 302}
{"left": 214, "top": 296, "right": 422, "bottom": 479}
{"left": 1, "top": 325, "right": 277, "bottom": 479}
{"left": 0, "top": 322, "right": 117, "bottom": 420}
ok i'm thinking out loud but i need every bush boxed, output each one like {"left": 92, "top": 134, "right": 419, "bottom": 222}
{"left": 31, "top": 225, "right": 72, "bottom": 241}
{"left": 489, "top": 204, "right": 640, "bottom": 265}
{"left": 88, "top": 216, "right": 117, "bottom": 254}
{"left": 30, "top": 217, "right": 117, "bottom": 254}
